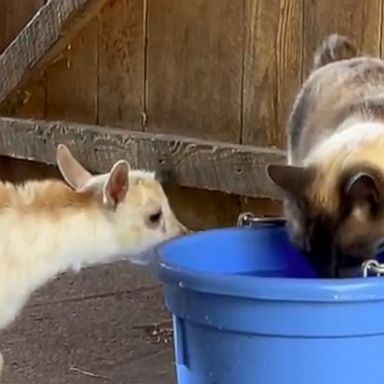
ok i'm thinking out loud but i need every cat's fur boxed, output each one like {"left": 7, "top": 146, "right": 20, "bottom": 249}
{"left": 267, "top": 34, "right": 384, "bottom": 277}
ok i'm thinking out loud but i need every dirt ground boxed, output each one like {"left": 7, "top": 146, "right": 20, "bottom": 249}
{"left": 0, "top": 262, "right": 175, "bottom": 384}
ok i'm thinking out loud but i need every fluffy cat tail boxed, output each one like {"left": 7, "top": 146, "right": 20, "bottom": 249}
{"left": 312, "top": 34, "right": 358, "bottom": 71}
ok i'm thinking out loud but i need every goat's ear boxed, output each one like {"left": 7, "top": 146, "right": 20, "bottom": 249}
{"left": 103, "top": 160, "right": 130, "bottom": 208}
{"left": 56, "top": 144, "right": 92, "bottom": 190}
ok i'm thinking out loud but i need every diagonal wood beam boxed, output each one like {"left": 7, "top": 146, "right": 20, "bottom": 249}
{"left": 0, "top": 117, "right": 286, "bottom": 198}
{"left": 0, "top": 0, "right": 109, "bottom": 109}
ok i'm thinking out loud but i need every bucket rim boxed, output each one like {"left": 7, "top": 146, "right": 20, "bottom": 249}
{"left": 152, "top": 227, "right": 384, "bottom": 303}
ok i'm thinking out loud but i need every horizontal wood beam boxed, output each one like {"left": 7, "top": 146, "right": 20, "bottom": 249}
{"left": 0, "top": 117, "right": 286, "bottom": 198}
{"left": 0, "top": 0, "right": 108, "bottom": 111}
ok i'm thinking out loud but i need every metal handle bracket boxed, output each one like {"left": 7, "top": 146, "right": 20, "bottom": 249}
{"left": 361, "top": 260, "right": 384, "bottom": 278}
{"left": 237, "top": 212, "right": 285, "bottom": 228}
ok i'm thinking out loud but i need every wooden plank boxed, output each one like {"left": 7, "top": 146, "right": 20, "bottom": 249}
{"left": 0, "top": 0, "right": 48, "bottom": 184}
{"left": 98, "top": 0, "right": 144, "bottom": 130}
{"left": 303, "top": 0, "right": 382, "bottom": 75}
{"left": 0, "top": 0, "right": 46, "bottom": 119}
{"left": 0, "top": 75, "right": 46, "bottom": 119}
{"left": 241, "top": 196, "right": 283, "bottom": 217}
{"left": 164, "top": 185, "right": 241, "bottom": 231}
{"left": 46, "top": 20, "right": 98, "bottom": 124}
{"left": 0, "top": 0, "right": 109, "bottom": 108}
{"left": 0, "top": 117, "right": 285, "bottom": 198}
{"left": 0, "top": 0, "right": 44, "bottom": 52}
{"left": 381, "top": 1, "right": 384, "bottom": 56}
{"left": 242, "top": 0, "right": 303, "bottom": 148}
{"left": 146, "top": 0, "right": 244, "bottom": 220}
{"left": 11, "top": 75, "right": 47, "bottom": 120}
{"left": 0, "top": 156, "right": 60, "bottom": 184}
{"left": 146, "top": 0, "right": 243, "bottom": 142}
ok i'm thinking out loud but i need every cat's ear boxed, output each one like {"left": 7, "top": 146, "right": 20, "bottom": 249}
{"left": 340, "top": 166, "right": 383, "bottom": 216}
{"left": 266, "top": 164, "right": 312, "bottom": 198}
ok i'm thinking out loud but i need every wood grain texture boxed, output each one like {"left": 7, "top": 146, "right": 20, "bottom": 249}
{"left": 0, "top": 156, "right": 60, "bottom": 183}
{"left": 0, "top": 0, "right": 46, "bottom": 119}
{"left": 146, "top": 0, "right": 244, "bottom": 234}
{"left": 0, "top": 0, "right": 44, "bottom": 52}
{"left": 303, "top": 0, "right": 382, "bottom": 75}
{"left": 0, "top": 117, "right": 285, "bottom": 198}
{"left": 242, "top": 0, "right": 303, "bottom": 148}
{"left": 0, "top": 0, "right": 109, "bottom": 108}
{"left": 98, "top": 0, "right": 144, "bottom": 130}
{"left": 146, "top": 0, "right": 243, "bottom": 142}
{"left": 0, "top": 1, "right": 51, "bottom": 196}
{"left": 12, "top": 75, "right": 47, "bottom": 120}
{"left": 164, "top": 185, "right": 242, "bottom": 230}
{"left": 46, "top": 20, "right": 98, "bottom": 124}
{"left": 241, "top": 196, "right": 283, "bottom": 216}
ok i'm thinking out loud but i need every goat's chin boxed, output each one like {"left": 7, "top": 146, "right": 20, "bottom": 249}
{"left": 118, "top": 246, "right": 158, "bottom": 267}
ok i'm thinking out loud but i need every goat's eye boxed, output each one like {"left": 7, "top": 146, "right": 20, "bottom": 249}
{"left": 148, "top": 211, "right": 162, "bottom": 224}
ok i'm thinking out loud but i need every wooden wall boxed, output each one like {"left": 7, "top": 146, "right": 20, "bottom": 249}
{"left": 1, "top": 0, "right": 383, "bottom": 228}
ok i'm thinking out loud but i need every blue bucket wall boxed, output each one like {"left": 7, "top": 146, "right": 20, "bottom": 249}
{"left": 153, "top": 223, "right": 384, "bottom": 384}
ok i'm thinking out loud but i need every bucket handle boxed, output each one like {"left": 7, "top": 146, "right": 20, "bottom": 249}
{"left": 361, "top": 260, "right": 384, "bottom": 277}
{"left": 237, "top": 212, "right": 285, "bottom": 228}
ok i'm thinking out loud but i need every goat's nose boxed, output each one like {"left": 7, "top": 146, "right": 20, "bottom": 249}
{"left": 178, "top": 225, "right": 190, "bottom": 236}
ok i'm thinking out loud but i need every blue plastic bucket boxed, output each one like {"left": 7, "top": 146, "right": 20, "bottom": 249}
{"left": 153, "top": 219, "right": 384, "bottom": 384}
